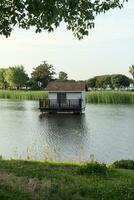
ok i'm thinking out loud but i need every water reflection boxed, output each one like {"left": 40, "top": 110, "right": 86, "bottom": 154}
{"left": 0, "top": 99, "right": 134, "bottom": 163}
{"left": 38, "top": 114, "right": 89, "bottom": 161}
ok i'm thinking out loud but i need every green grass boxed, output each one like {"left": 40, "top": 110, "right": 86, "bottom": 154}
{"left": 86, "top": 91, "right": 134, "bottom": 104}
{"left": 0, "top": 159, "right": 134, "bottom": 200}
{"left": 0, "top": 90, "right": 47, "bottom": 100}
{"left": 0, "top": 90, "right": 134, "bottom": 104}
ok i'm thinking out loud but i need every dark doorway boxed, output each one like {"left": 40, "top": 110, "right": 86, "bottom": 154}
{"left": 57, "top": 93, "right": 66, "bottom": 104}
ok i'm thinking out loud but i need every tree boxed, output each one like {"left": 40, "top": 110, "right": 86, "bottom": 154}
{"left": 129, "top": 65, "right": 134, "bottom": 82}
{"left": 0, "top": 0, "right": 127, "bottom": 39}
{"left": 87, "top": 77, "right": 96, "bottom": 89}
{"left": 96, "top": 75, "right": 112, "bottom": 89}
{"left": 111, "top": 74, "right": 130, "bottom": 89}
{"left": 5, "top": 65, "right": 29, "bottom": 89}
{"left": 26, "top": 78, "right": 40, "bottom": 90}
{"left": 31, "top": 61, "right": 55, "bottom": 88}
{"left": 87, "top": 75, "right": 112, "bottom": 89}
{"left": 0, "top": 68, "right": 8, "bottom": 89}
{"left": 87, "top": 74, "right": 130, "bottom": 89}
{"left": 58, "top": 71, "right": 68, "bottom": 81}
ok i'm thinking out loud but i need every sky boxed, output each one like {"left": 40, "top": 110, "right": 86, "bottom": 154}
{"left": 0, "top": 0, "right": 134, "bottom": 80}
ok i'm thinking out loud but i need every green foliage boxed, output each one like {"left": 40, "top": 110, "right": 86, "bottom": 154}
{"left": 26, "top": 78, "right": 40, "bottom": 90}
{"left": 0, "top": 186, "right": 30, "bottom": 200}
{"left": 96, "top": 75, "right": 112, "bottom": 89}
{"left": 78, "top": 162, "right": 108, "bottom": 175}
{"left": 112, "top": 160, "right": 134, "bottom": 170}
{"left": 86, "top": 91, "right": 134, "bottom": 104}
{"left": 0, "top": 62, "right": 56, "bottom": 89}
{"left": 0, "top": 90, "right": 134, "bottom": 104}
{"left": 4, "top": 65, "right": 29, "bottom": 89}
{"left": 0, "top": 0, "right": 127, "bottom": 39}
{"left": 58, "top": 71, "right": 68, "bottom": 81}
{"left": 0, "top": 159, "right": 134, "bottom": 200}
{"left": 0, "top": 90, "right": 47, "bottom": 100}
{"left": 129, "top": 65, "right": 134, "bottom": 81}
{"left": 87, "top": 77, "right": 96, "bottom": 88}
{"left": 0, "top": 68, "right": 7, "bottom": 89}
{"left": 31, "top": 61, "right": 55, "bottom": 88}
{"left": 111, "top": 74, "right": 130, "bottom": 88}
{"left": 87, "top": 74, "right": 130, "bottom": 89}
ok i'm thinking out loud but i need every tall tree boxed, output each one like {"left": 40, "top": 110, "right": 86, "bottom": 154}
{"left": 96, "top": 75, "right": 112, "bottom": 89}
{"left": 87, "top": 77, "right": 96, "bottom": 89}
{"left": 31, "top": 61, "right": 55, "bottom": 88}
{"left": 5, "top": 65, "right": 29, "bottom": 89}
{"left": 87, "top": 74, "right": 130, "bottom": 89}
{"left": 58, "top": 71, "right": 68, "bottom": 81}
{"left": 129, "top": 65, "right": 134, "bottom": 82}
{"left": 0, "top": 68, "right": 7, "bottom": 89}
{"left": 111, "top": 74, "right": 130, "bottom": 89}
{"left": 0, "top": 0, "right": 127, "bottom": 39}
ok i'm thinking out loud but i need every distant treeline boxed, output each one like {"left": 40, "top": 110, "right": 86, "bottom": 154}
{"left": 87, "top": 74, "right": 133, "bottom": 89}
{"left": 0, "top": 61, "right": 134, "bottom": 90}
{"left": 0, "top": 61, "right": 77, "bottom": 90}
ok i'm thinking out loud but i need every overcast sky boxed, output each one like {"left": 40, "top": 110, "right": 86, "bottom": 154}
{"left": 0, "top": 0, "right": 134, "bottom": 80}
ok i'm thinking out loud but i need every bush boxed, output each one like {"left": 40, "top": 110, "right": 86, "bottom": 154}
{"left": 112, "top": 160, "right": 134, "bottom": 170}
{"left": 78, "top": 162, "right": 108, "bottom": 175}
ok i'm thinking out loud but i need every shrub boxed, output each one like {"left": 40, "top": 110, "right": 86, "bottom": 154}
{"left": 78, "top": 162, "right": 108, "bottom": 175}
{"left": 112, "top": 160, "right": 134, "bottom": 170}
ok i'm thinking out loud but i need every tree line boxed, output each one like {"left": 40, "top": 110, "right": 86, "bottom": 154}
{"left": 0, "top": 61, "right": 75, "bottom": 90}
{"left": 0, "top": 62, "right": 134, "bottom": 90}
{"left": 87, "top": 65, "right": 134, "bottom": 89}
{"left": 87, "top": 74, "right": 130, "bottom": 89}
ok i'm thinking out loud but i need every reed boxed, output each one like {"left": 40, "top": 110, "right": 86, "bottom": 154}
{"left": 0, "top": 90, "right": 134, "bottom": 104}
{"left": 0, "top": 90, "right": 47, "bottom": 100}
{"left": 86, "top": 91, "right": 134, "bottom": 104}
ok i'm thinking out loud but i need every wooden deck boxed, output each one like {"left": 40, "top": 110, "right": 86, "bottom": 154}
{"left": 39, "top": 99, "right": 82, "bottom": 113}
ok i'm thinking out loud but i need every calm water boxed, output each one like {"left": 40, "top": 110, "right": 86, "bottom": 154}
{"left": 0, "top": 99, "right": 134, "bottom": 163}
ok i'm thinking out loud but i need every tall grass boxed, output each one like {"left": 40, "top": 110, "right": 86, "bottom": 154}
{"left": 0, "top": 159, "right": 134, "bottom": 200}
{"left": 86, "top": 91, "right": 134, "bottom": 104}
{"left": 0, "top": 90, "right": 47, "bottom": 100}
{"left": 0, "top": 90, "right": 134, "bottom": 104}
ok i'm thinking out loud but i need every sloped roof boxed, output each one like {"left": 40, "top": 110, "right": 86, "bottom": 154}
{"left": 46, "top": 82, "right": 86, "bottom": 91}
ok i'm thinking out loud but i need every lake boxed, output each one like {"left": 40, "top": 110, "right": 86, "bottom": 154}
{"left": 0, "top": 99, "right": 134, "bottom": 163}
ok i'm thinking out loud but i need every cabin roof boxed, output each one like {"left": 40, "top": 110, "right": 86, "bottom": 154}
{"left": 46, "top": 82, "right": 86, "bottom": 91}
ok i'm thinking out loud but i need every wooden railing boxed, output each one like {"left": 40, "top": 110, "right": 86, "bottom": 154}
{"left": 39, "top": 99, "right": 82, "bottom": 111}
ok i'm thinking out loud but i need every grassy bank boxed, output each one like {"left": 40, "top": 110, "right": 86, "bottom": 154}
{"left": 0, "top": 90, "right": 134, "bottom": 104}
{"left": 0, "top": 159, "right": 134, "bottom": 200}
{"left": 0, "top": 90, "right": 47, "bottom": 100}
{"left": 86, "top": 91, "right": 134, "bottom": 104}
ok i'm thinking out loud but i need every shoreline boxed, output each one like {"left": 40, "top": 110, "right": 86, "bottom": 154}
{"left": 0, "top": 159, "right": 134, "bottom": 199}
{"left": 0, "top": 90, "right": 134, "bottom": 104}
